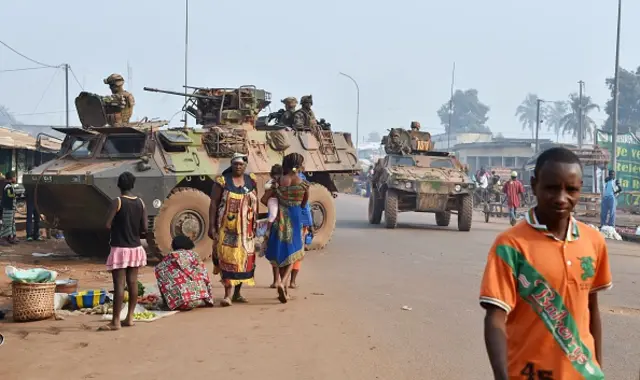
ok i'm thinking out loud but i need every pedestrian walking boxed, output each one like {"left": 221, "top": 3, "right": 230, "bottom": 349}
{"left": 0, "top": 171, "right": 18, "bottom": 245}
{"left": 25, "top": 167, "right": 43, "bottom": 241}
{"left": 480, "top": 147, "right": 612, "bottom": 379}
{"left": 502, "top": 171, "right": 525, "bottom": 226}
{"left": 208, "top": 153, "right": 258, "bottom": 307}
{"left": 600, "top": 169, "right": 622, "bottom": 227}
{"left": 264, "top": 153, "right": 309, "bottom": 303}
{"left": 99, "top": 172, "right": 148, "bottom": 331}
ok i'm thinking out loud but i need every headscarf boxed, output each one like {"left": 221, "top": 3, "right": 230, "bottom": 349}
{"left": 231, "top": 152, "right": 248, "bottom": 164}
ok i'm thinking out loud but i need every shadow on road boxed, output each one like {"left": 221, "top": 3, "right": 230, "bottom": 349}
{"left": 335, "top": 219, "right": 460, "bottom": 232}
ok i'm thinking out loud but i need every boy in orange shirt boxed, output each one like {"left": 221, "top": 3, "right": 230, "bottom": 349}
{"left": 480, "top": 147, "right": 612, "bottom": 380}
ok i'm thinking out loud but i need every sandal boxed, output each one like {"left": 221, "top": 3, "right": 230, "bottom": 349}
{"left": 232, "top": 295, "right": 249, "bottom": 304}
{"left": 97, "top": 324, "right": 120, "bottom": 331}
{"left": 220, "top": 298, "right": 232, "bottom": 307}
{"left": 277, "top": 286, "right": 288, "bottom": 304}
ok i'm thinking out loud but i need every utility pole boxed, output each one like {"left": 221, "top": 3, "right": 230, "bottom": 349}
{"left": 339, "top": 72, "right": 360, "bottom": 150}
{"left": 183, "top": 0, "right": 189, "bottom": 128}
{"left": 612, "top": 0, "right": 622, "bottom": 171}
{"left": 64, "top": 63, "right": 69, "bottom": 128}
{"left": 578, "top": 80, "right": 584, "bottom": 148}
{"left": 535, "top": 98, "right": 542, "bottom": 153}
{"left": 447, "top": 62, "right": 456, "bottom": 150}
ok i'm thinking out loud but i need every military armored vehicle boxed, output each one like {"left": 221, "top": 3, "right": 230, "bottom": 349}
{"left": 368, "top": 128, "right": 475, "bottom": 230}
{"left": 24, "top": 86, "right": 358, "bottom": 259}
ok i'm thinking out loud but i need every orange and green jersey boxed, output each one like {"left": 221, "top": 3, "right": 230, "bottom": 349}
{"left": 479, "top": 209, "right": 612, "bottom": 379}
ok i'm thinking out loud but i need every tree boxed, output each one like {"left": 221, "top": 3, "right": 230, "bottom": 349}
{"left": 494, "top": 132, "right": 505, "bottom": 140}
{"left": 544, "top": 101, "right": 568, "bottom": 142}
{"left": 437, "top": 89, "right": 490, "bottom": 134}
{"left": 559, "top": 93, "right": 600, "bottom": 142}
{"left": 603, "top": 66, "right": 640, "bottom": 134}
{"left": 515, "top": 93, "right": 544, "bottom": 140}
{"left": 366, "top": 131, "right": 381, "bottom": 143}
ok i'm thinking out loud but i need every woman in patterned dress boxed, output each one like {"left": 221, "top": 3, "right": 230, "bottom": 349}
{"left": 264, "top": 153, "right": 309, "bottom": 303}
{"left": 155, "top": 235, "right": 214, "bottom": 311}
{"left": 208, "top": 153, "right": 258, "bottom": 307}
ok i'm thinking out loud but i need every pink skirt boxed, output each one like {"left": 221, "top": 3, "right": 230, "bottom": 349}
{"left": 106, "top": 246, "right": 147, "bottom": 270}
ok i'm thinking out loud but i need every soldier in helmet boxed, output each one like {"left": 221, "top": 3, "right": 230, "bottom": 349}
{"left": 103, "top": 73, "right": 135, "bottom": 125}
{"left": 280, "top": 97, "right": 298, "bottom": 128}
{"left": 293, "top": 95, "right": 317, "bottom": 131}
{"left": 410, "top": 121, "right": 421, "bottom": 131}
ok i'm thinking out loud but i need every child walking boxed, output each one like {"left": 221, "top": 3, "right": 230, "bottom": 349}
{"left": 99, "top": 172, "right": 148, "bottom": 331}
{"left": 262, "top": 164, "right": 283, "bottom": 289}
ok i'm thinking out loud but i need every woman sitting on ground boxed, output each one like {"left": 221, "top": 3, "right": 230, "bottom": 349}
{"left": 155, "top": 235, "right": 214, "bottom": 311}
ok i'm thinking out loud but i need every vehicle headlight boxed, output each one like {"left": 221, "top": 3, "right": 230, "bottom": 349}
{"left": 405, "top": 182, "right": 412, "bottom": 189}
{"left": 454, "top": 184, "right": 461, "bottom": 192}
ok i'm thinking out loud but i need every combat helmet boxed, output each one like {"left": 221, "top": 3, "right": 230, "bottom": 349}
{"left": 281, "top": 97, "right": 298, "bottom": 106}
{"left": 300, "top": 95, "right": 313, "bottom": 105}
{"left": 104, "top": 73, "right": 125, "bottom": 86}
{"left": 410, "top": 121, "right": 421, "bottom": 130}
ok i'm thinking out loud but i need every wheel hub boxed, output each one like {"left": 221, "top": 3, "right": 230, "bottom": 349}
{"left": 310, "top": 202, "right": 326, "bottom": 230}
{"left": 171, "top": 210, "right": 206, "bottom": 242}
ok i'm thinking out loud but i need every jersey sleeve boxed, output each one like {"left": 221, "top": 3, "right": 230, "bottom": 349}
{"left": 479, "top": 236, "right": 518, "bottom": 313}
{"left": 591, "top": 239, "right": 613, "bottom": 293}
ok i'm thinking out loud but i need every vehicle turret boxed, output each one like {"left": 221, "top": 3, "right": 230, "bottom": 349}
{"left": 144, "top": 85, "right": 271, "bottom": 129}
{"left": 381, "top": 128, "right": 434, "bottom": 155}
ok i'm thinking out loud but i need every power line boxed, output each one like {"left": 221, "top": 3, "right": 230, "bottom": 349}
{"left": 69, "top": 66, "right": 84, "bottom": 90}
{"left": 0, "top": 40, "right": 61, "bottom": 68}
{"left": 13, "top": 110, "right": 76, "bottom": 117}
{"left": 32, "top": 69, "right": 60, "bottom": 115}
{"left": 0, "top": 66, "right": 54, "bottom": 73}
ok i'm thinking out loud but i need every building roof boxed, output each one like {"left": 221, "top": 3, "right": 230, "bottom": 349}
{"left": 0, "top": 126, "right": 62, "bottom": 152}
{"left": 453, "top": 138, "right": 556, "bottom": 150}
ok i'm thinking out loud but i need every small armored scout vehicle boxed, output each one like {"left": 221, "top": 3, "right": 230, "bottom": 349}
{"left": 368, "top": 128, "right": 475, "bottom": 230}
{"left": 24, "top": 86, "right": 358, "bottom": 258}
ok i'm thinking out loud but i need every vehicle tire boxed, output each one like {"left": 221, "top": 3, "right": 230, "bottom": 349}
{"left": 64, "top": 229, "right": 111, "bottom": 258}
{"left": 307, "top": 183, "right": 337, "bottom": 251}
{"left": 435, "top": 212, "right": 451, "bottom": 227}
{"left": 384, "top": 189, "right": 399, "bottom": 229}
{"left": 148, "top": 187, "right": 212, "bottom": 260}
{"left": 458, "top": 194, "right": 473, "bottom": 231}
{"left": 368, "top": 188, "right": 383, "bottom": 224}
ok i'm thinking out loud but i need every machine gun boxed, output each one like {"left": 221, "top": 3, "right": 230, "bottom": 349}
{"left": 317, "top": 118, "right": 332, "bottom": 131}
{"left": 144, "top": 85, "right": 272, "bottom": 128}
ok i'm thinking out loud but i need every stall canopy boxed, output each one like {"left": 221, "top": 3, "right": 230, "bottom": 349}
{"left": 0, "top": 126, "right": 62, "bottom": 152}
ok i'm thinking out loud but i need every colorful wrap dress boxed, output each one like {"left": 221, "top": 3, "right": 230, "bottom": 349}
{"left": 155, "top": 249, "right": 214, "bottom": 310}
{"left": 266, "top": 180, "right": 309, "bottom": 267}
{"left": 212, "top": 172, "right": 258, "bottom": 286}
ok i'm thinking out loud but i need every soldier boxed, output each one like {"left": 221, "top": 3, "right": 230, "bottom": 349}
{"left": 280, "top": 97, "right": 298, "bottom": 127}
{"left": 293, "top": 95, "right": 317, "bottom": 131}
{"left": 410, "top": 121, "right": 421, "bottom": 131}
{"left": 103, "top": 73, "right": 135, "bottom": 125}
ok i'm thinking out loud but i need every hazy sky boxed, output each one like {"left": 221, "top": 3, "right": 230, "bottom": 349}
{"left": 1, "top": 0, "right": 638, "bottom": 143}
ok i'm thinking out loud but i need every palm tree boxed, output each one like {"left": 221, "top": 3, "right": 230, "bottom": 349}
{"left": 559, "top": 93, "right": 600, "bottom": 143}
{"left": 544, "top": 101, "right": 568, "bottom": 142}
{"left": 515, "top": 94, "right": 541, "bottom": 139}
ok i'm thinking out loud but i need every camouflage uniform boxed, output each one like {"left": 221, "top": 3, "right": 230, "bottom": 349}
{"left": 103, "top": 73, "right": 135, "bottom": 125}
{"left": 293, "top": 95, "right": 317, "bottom": 130}
{"left": 280, "top": 97, "right": 297, "bottom": 127}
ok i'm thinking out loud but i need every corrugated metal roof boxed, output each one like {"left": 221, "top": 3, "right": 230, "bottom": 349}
{"left": 0, "top": 126, "right": 62, "bottom": 152}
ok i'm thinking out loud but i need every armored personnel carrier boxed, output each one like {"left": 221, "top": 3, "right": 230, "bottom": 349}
{"left": 24, "top": 86, "right": 358, "bottom": 258}
{"left": 368, "top": 128, "right": 475, "bottom": 230}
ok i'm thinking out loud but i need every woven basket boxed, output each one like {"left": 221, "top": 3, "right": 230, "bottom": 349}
{"left": 11, "top": 281, "right": 56, "bottom": 322}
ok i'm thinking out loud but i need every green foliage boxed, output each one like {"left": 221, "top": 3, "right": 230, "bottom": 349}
{"left": 515, "top": 93, "right": 545, "bottom": 139}
{"left": 603, "top": 66, "right": 640, "bottom": 134}
{"left": 437, "top": 89, "right": 491, "bottom": 133}
{"left": 544, "top": 101, "right": 568, "bottom": 142}
{"left": 559, "top": 93, "right": 599, "bottom": 141}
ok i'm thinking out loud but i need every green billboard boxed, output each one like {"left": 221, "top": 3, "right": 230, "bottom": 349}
{"left": 596, "top": 129, "right": 640, "bottom": 209}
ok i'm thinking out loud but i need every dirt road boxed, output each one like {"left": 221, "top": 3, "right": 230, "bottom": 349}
{"left": 2, "top": 195, "right": 640, "bottom": 379}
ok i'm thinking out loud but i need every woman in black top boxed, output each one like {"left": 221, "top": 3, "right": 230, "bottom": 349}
{"left": 99, "top": 172, "right": 148, "bottom": 331}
